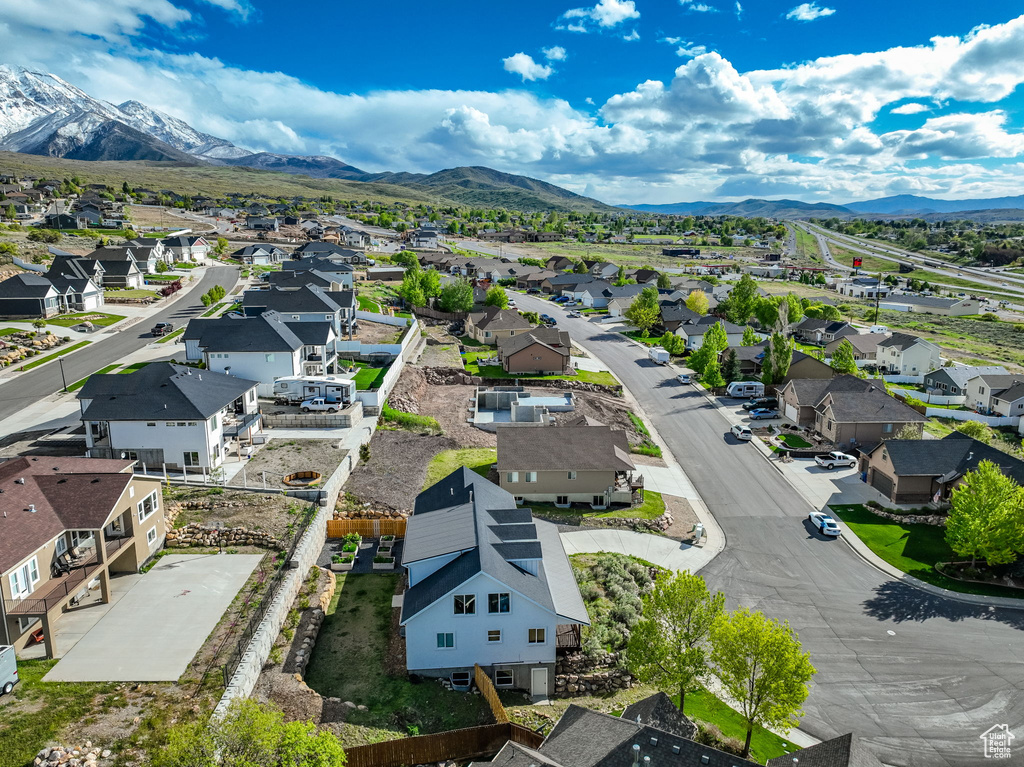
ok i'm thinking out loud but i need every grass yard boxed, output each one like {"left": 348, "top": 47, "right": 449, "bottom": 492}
{"left": 831, "top": 504, "right": 1024, "bottom": 598}
{"left": 118, "top": 362, "right": 152, "bottom": 374}
{"left": 529, "top": 490, "right": 665, "bottom": 521}
{"left": 0, "top": 659, "right": 118, "bottom": 767}
{"left": 155, "top": 327, "right": 185, "bottom": 344}
{"left": 461, "top": 353, "right": 617, "bottom": 386}
{"left": 777, "top": 433, "right": 813, "bottom": 449}
{"left": 357, "top": 295, "right": 381, "bottom": 313}
{"left": 0, "top": 328, "right": 18, "bottom": 337}
{"left": 43, "top": 312, "right": 126, "bottom": 328}
{"left": 675, "top": 689, "right": 797, "bottom": 764}
{"left": 67, "top": 363, "right": 120, "bottom": 391}
{"left": 423, "top": 448, "right": 496, "bottom": 490}
{"left": 350, "top": 362, "right": 390, "bottom": 390}
{"left": 21, "top": 340, "right": 90, "bottom": 371}
{"left": 107, "top": 289, "right": 160, "bottom": 299}
{"left": 304, "top": 574, "right": 492, "bottom": 744}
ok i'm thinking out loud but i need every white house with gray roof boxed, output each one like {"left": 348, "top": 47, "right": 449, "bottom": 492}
{"left": 78, "top": 362, "right": 260, "bottom": 470}
{"left": 400, "top": 467, "right": 589, "bottom": 697}
{"left": 877, "top": 333, "right": 941, "bottom": 375}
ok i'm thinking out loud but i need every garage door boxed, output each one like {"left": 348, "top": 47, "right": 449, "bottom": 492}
{"left": 870, "top": 470, "right": 894, "bottom": 498}
{"left": 784, "top": 403, "right": 798, "bottom": 422}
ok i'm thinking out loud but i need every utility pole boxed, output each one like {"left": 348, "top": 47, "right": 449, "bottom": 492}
{"left": 58, "top": 356, "right": 68, "bottom": 392}
{"left": 875, "top": 271, "right": 884, "bottom": 321}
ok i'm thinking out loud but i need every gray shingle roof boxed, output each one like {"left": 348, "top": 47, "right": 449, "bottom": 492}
{"left": 821, "top": 386, "right": 927, "bottom": 424}
{"left": 242, "top": 285, "right": 346, "bottom": 315}
{"left": 185, "top": 311, "right": 303, "bottom": 353}
{"left": 400, "top": 467, "right": 589, "bottom": 626}
{"left": 498, "top": 328, "right": 571, "bottom": 357}
{"left": 767, "top": 733, "right": 884, "bottom": 767}
{"left": 79, "top": 362, "right": 257, "bottom": 421}
{"left": 620, "top": 692, "right": 697, "bottom": 740}
{"left": 0, "top": 273, "right": 55, "bottom": 297}
{"left": 993, "top": 381, "right": 1024, "bottom": 403}
{"left": 877, "top": 332, "right": 927, "bottom": 350}
{"left": 865, "top": 432, "right": 1024, "bottom": 484}
{"left": 469, "top": 306, "right": 534, "bottom": 331}
{"left": 926, "top": 365, "right": 1007, "bottom": 389}
{"left": 497, "top": 426, "right": 635, "bottom": 472}
{"left": 783, "top": 375, "right": 874, "bottom": 407}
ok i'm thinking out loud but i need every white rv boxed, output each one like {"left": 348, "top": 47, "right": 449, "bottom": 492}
{"left": 272, "top": 376, "right": 356, "bottom": 406}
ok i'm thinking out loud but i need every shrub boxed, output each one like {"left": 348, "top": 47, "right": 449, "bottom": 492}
{"left": 693, "top": 724, "right": 745, "bottom": 757}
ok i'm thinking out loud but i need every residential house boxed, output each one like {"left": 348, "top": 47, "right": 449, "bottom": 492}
{"left": 43, "top": 213, "right": 90, "bottom": 230}
{"left": 279, "top": 258, "right": 355, "bottom": 288}
{"left": 792, "top": 318, "right": 857, "bottom": 346}
{"left": 409, "top": 227, "right": 439, "bottom": 249}
{"left": 825, "top": 333, "right": 889, "bottom": 367}
{"left": 965, "top": 372, "right": 1024, "bottom": 413}
{"left": 51, "top": 252, "right": 143, "bottom": 290}
{"left": 246, "top": 216, "right": 279, "bottom": 231}
{"left": 0, "top": 274, "right": 63, "bottom": 318}
{"left": 628, "top": 268, "right": 661, "bottom": 285}
{"left": 581, "top": 283, "right": 644, "bottom": 310}
{"left": 813, "top": 383, "right": 926, "bottom": 448}
{"left": 343, "top": 229, "right": 371, "bottom": 248}
{"left": 0, "top": 457, "right": 164, "bottom": 658}
{"left": 588, "top": 262, "right": 619, "bottom": 280}
{"left": 923, "top": 365, "right": 1008, "bottom": 396}
{"left": 184, "top": 311, "right": 335, "bottom": 394}
{"left": 233, "top": 244, "right": 288, "bottom": 266}
{"left": 991, "top": 382, "right": 1024, "bottom": 418}
{"left": 497, "top": 328, "right": 572, "bottom": 375}
{"left": 265, "top": 269, "right": 349, "bottom": 291}
{"left": 859, "top": 432, "right": 1024, "bottom": 504}
{"left": 672, "top": 316, "right": 749, "bottom": 351}
{"left": 542, "top": 274, "right": 598, "bottom": 296}
{"left": 79, "top": 363, "right": 260, "bottom": 470}
{"left": 778, "top": 375, "right": 877, "bottom": 426}
{"left": 466, "top": 306, "right": 534, "bottom": 345}
{"left": 877, "top": 333, "right": 942, "bottom": 376}
{"left": 399, "top": 467, "right": 589, "bottom": 695}
{"left": 657, "top": 301, "right": 702, "bottom": 334}
{"left": 498, "top": 425, "right": 643, "bottom": 509}
{"left": 514, "top": 269, "right": 558, "bottom": 291}
{"left": 836, "top": 277, "right": 891, "bottom": 299}
{"left": 879, "top": 294, "right": 982, "bottom": 316}
{"left": 91, "top": 244, "right": 160, "bottom": 276}
{"left": 545, "top": 256, "right": 574, "bottom": 272}
{"left": 293, "top": 242, "right": 368, "bottom": 263}
{"left": 300, "top": 220, "right": 325, "bottom": 239}
{"left": 46, "top": 273, "right": 104, "bottom": 312}
{"left": 241, "top": 285, "right": 355, "bottom": 337}
{"left": 721, "top": 342, "right": 836, "bottom": 385}
{"left": 162, "top": 235, "right": 210, "bottom": 262}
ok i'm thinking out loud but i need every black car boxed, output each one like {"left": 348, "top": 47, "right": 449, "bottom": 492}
{"left": 151, "top": 322, "right": 174, "bottom": 336}
{"left": 742, "top": 397, "right": 778, "bottom": 411}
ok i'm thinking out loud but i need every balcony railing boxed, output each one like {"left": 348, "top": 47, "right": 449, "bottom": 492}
{"left": 3, "top": 536, "right": 131, "bottom": 617}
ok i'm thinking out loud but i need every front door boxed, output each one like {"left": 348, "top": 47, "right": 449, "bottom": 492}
{"left": 530, "top": 668, "right": 548, "bottom": 698}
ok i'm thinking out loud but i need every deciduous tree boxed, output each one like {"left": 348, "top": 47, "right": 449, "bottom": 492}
{"left": 829, "top": 338, "right": 861, "bottom": 377}
{"left": 726, "top": 274, "right": 759, "bottom": 325}
{"left": 741, "top": 326, "right": 760, "bottom": 346}
{"left": 438, "top": 277, "right": 475, "bottom": 313}
{"left": 710, "top": 609, "right": 815, "bottom": 759}
{"left": 685, "top": 289, "right": 709, "bottom": 315}
{"left": 946, "top": 460, "right": 1024, "bottom": 567}
{"left": 624, "top": 287, "right": 661, "bottom": 338}
{"left": 484, "top": 285, "right": 509, "bottom": 309}
{"left": 956, "top": 420, "right": 990, "bottom": 442}
{"left": 761, "top": 332, "right": 794, "bottom": 385}
{"left": 657, "top": 273, "right": 672, "bottom": 289}
{"left": 701, "top": 360, "right": 726, "bottom": 389}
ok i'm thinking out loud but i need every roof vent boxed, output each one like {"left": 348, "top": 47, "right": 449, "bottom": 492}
{"left": 28, "top": 504, "right": 36, "bottom": 513}
{"left": 649, "top": 737, "right": 658, "bottom": 747}
{"left": 671, "top": 745, "right": 680, "bottom": 755}
{"left": 631, "top": 744, "right": 640, "bottom": 766}
{"left": 15, "top": 478, "right": 24, "bottom": 484}
{"left": 700, "top": 757, "right": 709, "bottom": 765}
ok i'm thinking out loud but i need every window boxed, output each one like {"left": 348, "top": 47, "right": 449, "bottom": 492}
{"left": 494, "top": 669, "right": 514, "bottom": 687}
{"left": 506, "top": 472, "right": 519, "bottom": 483}
{"left": 826, "top": 420, "right": 833, "bottom": 430}
{"left": 436, "top": 632, "right": 455, "bottom": 649}
{"left": 265, "top": 353, "right": 276, "bottom": 362}
{"left": 9, "top": 557, "right": 39, "bottom": 599}
{"left": 453, "top": 594, "right": 476, "bottom": 615}
{"left": 187, "top": 421, "right": 198, "bottom": 427}
{"left": 129, "top": 486, "right": 135, "bottom": 498}
{"left": 525, "top": 472, "right": 537, "bottom": 483}
{"left": 528, "top": 628, "right": 546, "bottom": 644}
{"left": 567, "top": 471, "right": 577, "bottom": 480}
{"left": 882, "top": 423, "right": 893, "bottom": 433}
{"left": 210, "top": 415, "right": 218, "bottom": 430}
{"left": 556, "top": 496, "right": 569, "bottom": 505}
{"left": 147, "top": 527, "right": 157, "bottom": 545}
{"left": 18, "top": 616, "right": 39, "bottom": 634}
{"left": 325, "top": 314, "right": 332, "bottom": 320}
{"left": 249, "top": 390, "right": 256, "bottom": 402}
{"left": 55, "top": 535, "right": 68, "bottom": 556}
{"left": 137, "top": 490, "right": 158, "bottom": 523}
{"left": 122, "top": 450, "right": 138, "bottom": 461}
{"left": 488, "top": 593, "right": 510, "bottom": 613}
{"left": 487, "top": 630, "right": 502, "bottom": 643}
{"left": 183, "top": 451, "right": 200, "bottom": 467}
{"left": 167, "top": 422, "right": 177, "bottom": 428}
{"left": 484, "top": 331, "right": 491, "bottom": 338}
{"left": 593, "top": 495, "right": 604, "bottom": 506}
{"left": 146, "top": 422, "right": 156, "bottom": 427}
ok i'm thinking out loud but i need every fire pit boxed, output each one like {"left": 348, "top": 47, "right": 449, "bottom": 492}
{"left": 282, "top": 470, "right": 323, "bottom": 487}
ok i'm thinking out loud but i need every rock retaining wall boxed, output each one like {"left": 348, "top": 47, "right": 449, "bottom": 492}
{"left": 34, "top": 743, "right": 112, "bottom": 767}
{"left": 866, "top": 506, "right": 946, "bottom": 526}
{"left": 554, "top": 651, "right": 634, "bottom": 697}
{"left": 165, "top": 522, "right": 282, "bottom": 550}
{"left": 421, "top": 366, "right": 622, "bottom": 395}
{"left": 588, "top": 511, "right": 672, "bottom": 533}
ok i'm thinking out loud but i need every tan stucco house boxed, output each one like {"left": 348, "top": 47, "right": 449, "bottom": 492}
{"left": 813, "top": 385, "right": 926, "bottom": 448}
{"left": 466, "top": 306, "right": 535, "bottom": 345}
{"left": 497, "top": 328, "right": 572, "bottom": 375}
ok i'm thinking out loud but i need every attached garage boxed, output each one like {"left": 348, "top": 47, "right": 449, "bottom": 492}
{"left": 869, "top": 469, "right": 894, "bottom": 498}
{"left": 784, "top": 403, "right": 798, "bottom": 422}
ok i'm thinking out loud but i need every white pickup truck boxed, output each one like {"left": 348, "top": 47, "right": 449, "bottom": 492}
{"left": 300, "top": 398, "right": 341, "bottom": 413}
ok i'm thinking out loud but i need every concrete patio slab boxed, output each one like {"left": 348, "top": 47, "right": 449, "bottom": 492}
{"left": 44, "top": 553, "right": 262, "bottom": 682}
{"left": 639, "top": 465, "right": 699, "bottom": 500}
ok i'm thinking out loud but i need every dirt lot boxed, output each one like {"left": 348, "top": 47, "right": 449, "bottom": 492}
{"left": 417, "top": 325, "right": 464, "bottom": 367}
{"left": 246, "top": 438, "right": 348, "bottom": 489}
{"left": 163, "top": 486, "right": 308, "bottom": 540}
{"left": 553, "top": 389, "right": 649, "bottom": 447}
{"left": 350, "top": 317, "right": 405, "bottom": 345}
{"left": 344, "top": 430, "right": 458, "bottom": 511}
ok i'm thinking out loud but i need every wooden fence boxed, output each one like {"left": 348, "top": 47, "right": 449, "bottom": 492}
{"left": 414, "top": 305, "right": 468, "bottom": 322}
{"left": 326, "top": 518, "right": 406, "bottom": 539}
{"left": 475, "top": 663, "right": 509, "bottom": 723}
{"left": 344, "top": 723, "right": 543, "bottom": 767}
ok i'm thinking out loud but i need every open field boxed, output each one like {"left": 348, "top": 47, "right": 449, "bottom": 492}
{"left": 514, "top": 240, "right": 766, "bottom": 270}
{"left": 793, "top": 227, "right": 821, "bottom": 262}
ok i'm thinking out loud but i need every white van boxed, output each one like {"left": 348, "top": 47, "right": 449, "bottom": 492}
{"left": 726, "top": 381, "right": 765, "bottom": 399}
{"left": 1, "top": 644, "right": 18, "bottom": 695}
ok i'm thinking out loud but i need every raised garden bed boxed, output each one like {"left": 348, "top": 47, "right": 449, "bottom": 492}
{"left": 371, "top": 555, "right": 395, "bottom": 571}
{"left": 331, "top": 554, "right": 355, "bottom": 572}
{"left": 282, "top": 470, "right": 323, "bottom": 487}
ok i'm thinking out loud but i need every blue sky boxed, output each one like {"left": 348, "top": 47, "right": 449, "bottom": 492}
{"left": 1, "top": 0, "right": 1024, "bottom": 204}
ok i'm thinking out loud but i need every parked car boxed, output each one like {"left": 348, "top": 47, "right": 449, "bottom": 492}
{"left": 742, "top": 397, "right": 779, "bottom": 411}
{"left": 567, "top": 311, "right": 582, "bottom": 318}
{"left": 507, "top": 299, "right": 517, "bottom": 308}
{"left": 748, "top": 408, "right": 779, "bottom": 420}
{"left": 809, "top": 511, "right": 842, "bottom": 536}
{"left": 815, "top": 451, "right": 857, "bottom": 469}
{"left": 677, "top": 373, "right": 693, "bottom": 384}
{"left": 1, "top": 644, "right": 18, "bottom": 695}
{"left": 539, "top": 314, "right": 554, "bottom": 323}
{"left": 553, "top": 295, "right": 569, "bottom": 303}
{"left": 527, "top": 288, "right": 541, "bottom": 294}
{"left": 730, "top": 424, "right": 753, "bottom": 441}
{"left": 300, "top": 397, "right": 341, "bottom": 413}
{"left": 151, "top": 322, "right": 174, "bottom": 336}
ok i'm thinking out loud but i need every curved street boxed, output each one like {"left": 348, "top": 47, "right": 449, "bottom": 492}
{"left": 512, "top": 291, "right": 1024, "bottom": 767}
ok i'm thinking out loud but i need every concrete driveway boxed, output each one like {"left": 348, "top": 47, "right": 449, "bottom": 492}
{"left": 772, "top": 456, "right": 893, "bottom": 510}
{"left": 560, "top": 529, "right": 717, "bottom": 573}
{"left": 44, "top": 553, "right": 262, "bottom": 682}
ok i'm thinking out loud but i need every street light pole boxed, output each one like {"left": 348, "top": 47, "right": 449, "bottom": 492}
{"left": 58, "top": 356, "right": 68, "bottom": 392}
{"left": 875, "top": 271, "right": 884, "bottom": 322}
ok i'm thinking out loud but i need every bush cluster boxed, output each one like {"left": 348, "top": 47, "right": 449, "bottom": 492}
{"left": 571, "top": 553, "right": 659, "bottom": 656}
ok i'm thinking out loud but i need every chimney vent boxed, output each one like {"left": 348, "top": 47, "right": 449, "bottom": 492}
{"left": 15, "top": 477, "right": 24, "bottom": 484}
{"left": 28, "top": 504, "right": 36, "bottom": 513}
{"left": 631, "top": 744, "right": 640, "bottom": 766}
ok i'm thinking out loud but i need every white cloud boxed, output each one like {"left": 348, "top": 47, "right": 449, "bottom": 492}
{"left": 622, "top": 29, "right": 640, "bottom": 41}
{"left": 735, "top": 2, "right": 743, "bottom": 19}
{"left": 0, "top": 0, "right": 190, "bottom": 41}
{"left": 676, "top": 43, "right": 708, "bottom": 58}
{"left": 502, "top": 53, "right": 554, "bottom": 82}
{"left": 542, "top": 46, "right": 568, "bottom": 61}
{"left": 198, "top": 0, "right": 254, "bottom": 20}
{"left": 785, "top": 3, "right": 836, "bottom": 22}
{"left": 883, "top": 111, "right": 1024, "bottom": 159}
{"left": 890, "top": 102, "right": 930, "bottom": 115}
{"left": 660, "top": 36, "right": 683, "bottom": 44}
{"left": 680, "top": 0, "right": 717, "bottom": 12}
{"left": 559, "top": 0, "right": 639, "bottom": 32}
{"left": 585, "top": 97, "right": 596, "bottom": 105}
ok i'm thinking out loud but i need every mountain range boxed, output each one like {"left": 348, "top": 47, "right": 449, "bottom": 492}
{"left": 623, "top": 195, "right": 1024, "bottom": 219}
{"left": 0, "top": 65, "right": 613, "bottom": 212}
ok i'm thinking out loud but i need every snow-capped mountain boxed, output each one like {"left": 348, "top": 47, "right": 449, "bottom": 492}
{"left": 0, "top": 65, "right": 250, "bottom": 162}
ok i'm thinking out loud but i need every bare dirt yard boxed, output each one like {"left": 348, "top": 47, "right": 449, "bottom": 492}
{"left": 350, "top": 318, "right": 405, "bottom": 345}
{"left": 162, "top": 486, "right": 308, "bottom": 540}
{"left": 553, "top": 390, "right": 650, "bottom": 448}
{"left": 246, "top": 438, "right": 348, "bottom": 490}
{"left": 343, "top": 430, "right": 458, "bottom": 512}
{"left": 417, "top": 325, "right": 464, "bottom": 367}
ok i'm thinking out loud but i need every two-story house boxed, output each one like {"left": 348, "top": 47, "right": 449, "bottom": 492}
{"left": 672, "top": 316, "right": 750, "bottom": 351}
{"left": 241, "top": 285, "right": 355, "bottom": 338}
{"left": 0, "top": 274, "right": 63, "bottom": 318}
{"left": 877, "top": 333, "right": 941, "bottom": 376}
{"left": 87, "top": 246, "right": 155, "bottom": 280}
{"left": 0, "top": 457, "right": 164, "bottom": 658}
{"left": 824, "top": 333, "right": 888, "bottom": 367}
{"left": 466, "top": 306, "right": 534, "bottom": 345}
{"left": 965, "top": 373, "right": 1024, "bottom": 414}
{"left": 923, "top": 365, "right": 1008, "bottom": 396}
{"left": 233, "top": 244, "right": 288, "bottom": 266}
{"left": 498, "top": 425, "right": 644, "bottom": 509}
{"left": 79, "top": 363, "right": 260, "bottom": 470}
{"left": 162, "top": 235, "right": 210, "bottom": 263}
{"left": 399, "top": 467, "right": 589, "bottom": 697}
{"left": 812, "top": 384, "right": 926, "bottom": 447}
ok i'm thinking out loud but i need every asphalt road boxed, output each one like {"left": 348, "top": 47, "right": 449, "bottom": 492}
{"left": 514, "top": 292, "right": 1024, "bottom": 767}
{"left": 0, "top": 265, "right": 238, "bottom": 423}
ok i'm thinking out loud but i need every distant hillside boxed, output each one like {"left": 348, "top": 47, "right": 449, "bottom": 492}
{"left": 845, "top": 194, "right": 1024, "bottom": 215}
{"left": 219, "top": 152, "right": 370, "bottom": 180}
{"left": 623, "top": 198, "right": 852, "bottom": 218}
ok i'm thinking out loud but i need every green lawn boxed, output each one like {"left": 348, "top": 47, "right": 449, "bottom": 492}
{"left": 831, "top": 504, "right": 1024, "bottom": 598}
{"left": 21, "top": 340, "right": 90, "bottom": 371}
{"left": 43, "top": 312, "right": 126, "bottom": 328}
{"left": 350, "top": 362, "right": 389, "bottom": 390}
{"left": 675, "top": 689, "right": 797, "bottom": 764}
{"left": 304, "top": 574, "right": 492, "bottom": 741}
{"left": 620, "top": 330, "right": 657, "bottom": 346}
{"left": 777, "top": 433, "right": 813, "bottom": 449}
{"left": 528, "top": 490, "right": 665, "bottom": 520}
{"left": 794, "top": 227, "right": 821, "bottom": 263}
{"left": 0, "top": 659, "right": 118, "bottom": 767}
{"left": 118, "top": 362, "right": 152, "bottom": 373}
{"left": 357, "top": 295, "right": 381, "bottom": 313}
{"left": 423, "top": 448, "right": 496, "bottom": 490}
{"left": 107, "top": 289, "right": 160, "bottom": 299}
{"left": 155, "top": 327, "right": 185, "bottom": 344}
{"left": 67, "top": 364, "right": 120, "bottom": 391}
{"left": 0, "top": 328, "right": 18, "bottom": 337}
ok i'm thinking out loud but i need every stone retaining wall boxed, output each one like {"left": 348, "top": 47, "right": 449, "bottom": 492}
{"left": 165, "top": 522, "right": 282, "bottom": 550}
{"left": 866, "top": 505, "right": 946, "bottom": 526}
{"left": 587, "top": 511, "right": 672, "bottom": 533}
{"left": 554, "top": 651, "right": 634, "bottom": 697}
{"left": 34, "top": 743, "right": 113, "bottom": 767}
{"left": 287, "top": 570, "right": 336, "bottom": 677}
{"left": 263, "top": 404, "right": 362, "bottom": 429}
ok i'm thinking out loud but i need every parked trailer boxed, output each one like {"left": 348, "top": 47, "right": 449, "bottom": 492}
{"left": 726, "top": 381, "right": 765, "bottom": 399}
{"left": 648, "top": 347, "right": 670, "bottom": 365}
{"left": 1, "top": 644, "right": 18, "bottom": 695}
{"left": 272, "top": 376, "right": 356, "bottom": 406}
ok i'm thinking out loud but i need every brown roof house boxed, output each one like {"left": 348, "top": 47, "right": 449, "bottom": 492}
{"left": 858, "top": 431, "right": 1024, "bottom": 504}
{"left": 497, "top": 328, "right": 572, "bottom": 375}
{"left": 825, "top": 333, "right": 889, "bottom": 367}
{"left": 498, "top": 425, "right": 643, "bottom": 509}
{"left": 467, "top": 306, "right": 534, "bottom": 345}
{"left": 0, "top": 457, "right": 164, "bottom": 658}
{"left": 778, "top": 375, "right": 877, "bottom": 427}
{"left": 721, "top": 342, "right": 835, "bottom": 385}
{"left": 813, "top": 383, "right": 926, "bottom": 449}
